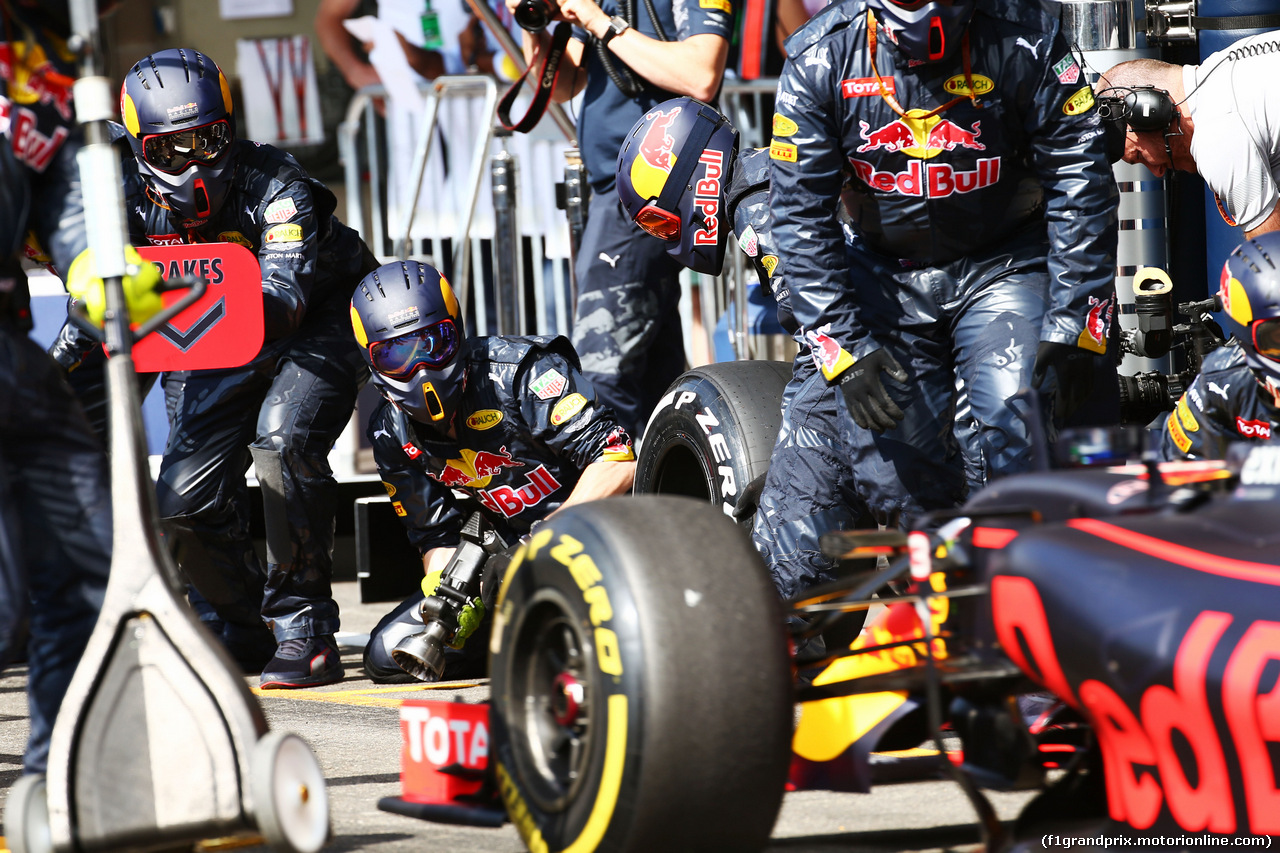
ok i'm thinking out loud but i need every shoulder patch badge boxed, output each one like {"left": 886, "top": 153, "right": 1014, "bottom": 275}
{"left": 530, "top": 369, "right": 567, "bottom": 400}
{"left": 551, "top": 393, "right": 587, "bottom": 426}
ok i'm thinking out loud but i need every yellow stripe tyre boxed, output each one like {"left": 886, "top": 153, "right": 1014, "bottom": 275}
{"left": 489, "top": 495, "right": 792, "bottom": 853}
{"left": 635, "top": 360, "right": 792, "bottom": 526}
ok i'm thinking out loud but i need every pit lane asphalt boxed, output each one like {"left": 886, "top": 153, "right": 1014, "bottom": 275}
{"left": 0, "top": 581, "right": 1037, "bottom": 853}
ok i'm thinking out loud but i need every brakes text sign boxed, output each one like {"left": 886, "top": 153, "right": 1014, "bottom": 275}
{"left": 131, "top": 242, "right": 264, "bottom": 372}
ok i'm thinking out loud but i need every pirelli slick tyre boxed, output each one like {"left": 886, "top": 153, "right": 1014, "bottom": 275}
{"left": 635, "top": 360, "right": 791, "bottom": 524}
{"left": 489, "top": 495, "right": 792, "bottom": 853}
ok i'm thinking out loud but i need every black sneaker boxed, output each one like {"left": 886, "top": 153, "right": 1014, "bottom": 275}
{"left": 260, "top": 635, "right": 343, "bottom": 689}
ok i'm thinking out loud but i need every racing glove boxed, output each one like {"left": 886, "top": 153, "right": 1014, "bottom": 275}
{"left": 1031, "top": 341, "right": 1096, "bottom": 420}
{"left": 66, "top": 245, "right": 164, "bottom": 329}
{"left": 838, "top": 348, "right": 908, "bottom": 433}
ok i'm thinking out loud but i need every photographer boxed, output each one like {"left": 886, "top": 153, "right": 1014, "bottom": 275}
{"left": 1160, "top": 235, "right": 1280, "bottom": 460}
{"left": 506, "top": 0, "right": 735, "bottom": 440}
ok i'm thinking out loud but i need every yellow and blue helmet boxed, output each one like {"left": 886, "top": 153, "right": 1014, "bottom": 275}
{"left": 616, "top": 97, "right": 739, "bottom": 276}
{"left": 351, "top": 261, "right": 467, "bottom": 427}
{"left": 121, "top": 49, "right": 235, "bottom": 226}
{"left": 1220, "top": 233, "right": 1280, "bottom": 399}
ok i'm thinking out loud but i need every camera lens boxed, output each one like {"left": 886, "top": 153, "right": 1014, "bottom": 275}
{"left": 515, "top": 0, "right": 554, "bottom": 31}
{"left": 1118, "top": 371, "right": 1175, "bottom": 426}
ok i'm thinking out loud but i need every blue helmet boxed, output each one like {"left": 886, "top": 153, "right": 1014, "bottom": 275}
{"left": 1219, "top": 234, "right": 1280, "bottom": 404}
{"left": 351, "top": 261, "right": 467, "bottom": 427}
{"left": 616, "top": 98, "right": 739, "bottom": 275}
{"left": 867, "top": 0, "right": 976, "bottom": 64}
{"left": 121, "top": 49, "right": 236, "bottom": 227}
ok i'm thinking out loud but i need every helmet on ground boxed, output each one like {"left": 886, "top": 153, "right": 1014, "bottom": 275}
{"left": 351, "top": 261, "right": 467, "bottom": 427}
{"left": 866, "top": 0, "right": 976, "bottom": 64}
{"left": 121, "top": 48, "right": 236, "bottom": 227}
{"left": 1219, "top": 233, "right": 1280, "bottom": 405}
{"left": 616, "top": 97, "right": 739, "bottom": 275}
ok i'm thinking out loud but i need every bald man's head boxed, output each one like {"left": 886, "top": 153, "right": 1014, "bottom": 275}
{"left": 1095, "top": 58, "right": 1182, "bottom": 101}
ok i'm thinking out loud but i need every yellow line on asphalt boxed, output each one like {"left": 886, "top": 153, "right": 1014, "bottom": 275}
{"left": 251, "top": 681, "right": 485, "bottom": 708}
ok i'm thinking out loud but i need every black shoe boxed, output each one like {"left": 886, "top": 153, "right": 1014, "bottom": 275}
{"left": 260, "top": 635, "right": 343, "bottom": 689}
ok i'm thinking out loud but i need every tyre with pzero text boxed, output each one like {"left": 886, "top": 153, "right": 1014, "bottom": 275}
{"left": 635, "top": 359, "right": 791, "bottom": 524}
{"left": 489, "top": 495, "right": 792, "bottom": 853}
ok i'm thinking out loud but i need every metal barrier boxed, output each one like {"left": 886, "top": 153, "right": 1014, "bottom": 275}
{"left": 337, "top": 78, "right": 578, "bottom": 339}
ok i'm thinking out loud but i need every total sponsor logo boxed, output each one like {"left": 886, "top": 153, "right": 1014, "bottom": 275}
{"left": 147, "top": 233, "right": 186, "bottom": 247}
{"left": 842, "top": 77, "right": 891, "bottom": 99}
{"left": 1235, "top": 417, "right": 1272, "bottom": 440}
{"left": 429, "top": 446, "right": 525, "bottom": 488}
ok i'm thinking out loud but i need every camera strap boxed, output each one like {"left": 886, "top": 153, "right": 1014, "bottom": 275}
{"left": 498, "top": 22, "right": 572, "bottom": 134}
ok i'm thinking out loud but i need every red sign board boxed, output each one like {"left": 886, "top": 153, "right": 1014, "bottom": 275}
{"left": 131, "top": 243, "right": 264, "bottom": 372}
{"left": 399, "top": 699, "right": 490, "bottom": 805}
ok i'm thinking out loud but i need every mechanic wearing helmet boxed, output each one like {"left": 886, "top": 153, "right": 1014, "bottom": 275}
{"left": 505, "top": 0, "right": 735, "bottom": 441}
{"left": 1096, "top": 31, "right": 1280, "bottom": 237}
{"left": 756, "top": 0, "right": 1118, "bottom": 598}
{"left": 1160, "top": 235, "right": 1280, "bottom": 460}
{"left": 59, "top": 48, "right": 380, "bottom": 688}
{"left": 0, "top": 0, "right": 120, "bottom": 776}
{"left": 351, "top": 260, "right": 636, "bottom": 682}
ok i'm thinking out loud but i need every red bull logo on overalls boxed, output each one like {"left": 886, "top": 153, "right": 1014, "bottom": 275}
{"left": 850, "top": 110, "right": 998, "bottom": 198}
{"left": 476, "top": 465, "right": 563, "bottom": 518}
{"left": 429, "top": 446, "right": 525, "bottom": 488}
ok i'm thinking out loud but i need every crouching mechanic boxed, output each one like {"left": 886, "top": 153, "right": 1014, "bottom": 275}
{"left": 1161, "top": 234, "right": 1280, "bottom": 460}
{"left": 351, "top": 260, "right": 637, "bottom": 682}
{"left": 50, "top": 48, "right": 382, "bottom": 686}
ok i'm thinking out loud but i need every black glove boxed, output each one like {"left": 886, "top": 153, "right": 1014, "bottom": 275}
{"left": 838, "top": 348, "right": 908, "bottom": 432}
{"left": 1031, "top": 341, "right": 1096, "bottom": 420}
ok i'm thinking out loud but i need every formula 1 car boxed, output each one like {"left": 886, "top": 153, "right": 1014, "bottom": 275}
{"left": 447, "top": 357, "right": 1280, "bottom": 853}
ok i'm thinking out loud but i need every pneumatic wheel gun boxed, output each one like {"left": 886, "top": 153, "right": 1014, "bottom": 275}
{"left": 392, "top": 511, "right": 507, "bottom": 681}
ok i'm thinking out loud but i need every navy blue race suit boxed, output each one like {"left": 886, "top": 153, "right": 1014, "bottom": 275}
{"left": 1159, "top": 341, "right": 1280, "bottom": 460}
{"left": 91, "top": 139, "right": 380, "bottom": 649}
{"left": 362, "top": 334, "right": 634, "bottom": 679}
{"left": 753, "top": 0, "right": 1118, "bottom": 599}
{"left": 0, "top": 3, "right": 112, "bottom": 775}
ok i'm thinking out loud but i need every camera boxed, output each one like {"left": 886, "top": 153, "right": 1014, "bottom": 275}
{"left": 514, "top": 0, "right": 558, "bottom": 31}
{"left": 1117, "top": 267, "right": 1224, "bottom": 425}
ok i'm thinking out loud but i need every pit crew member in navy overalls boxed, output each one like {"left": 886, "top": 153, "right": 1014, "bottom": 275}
{"left": 755, "top": 0, "right": 1118, "bottom": 598}
{"left": 0, "top": 0, "right": 115, "bottom": 775}
{"left": 71, "top": 48, "right": 379, "bottom": 688}
{"left": 1161, "top": 235, "right": 1280, "bottom": 460}
{"left": 351, "top": 260, "right": 637, "bottom": 682}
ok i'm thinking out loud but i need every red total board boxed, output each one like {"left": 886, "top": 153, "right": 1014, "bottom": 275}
{"left": 131, "top": 243, "right": 264, "bottom": 372}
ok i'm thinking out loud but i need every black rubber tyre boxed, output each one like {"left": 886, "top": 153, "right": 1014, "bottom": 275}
{"left": 489, "top": 495, "right": 793, "bottom": 853}
{"left": 635, "top": 360, "right": 792, "bottom": 524}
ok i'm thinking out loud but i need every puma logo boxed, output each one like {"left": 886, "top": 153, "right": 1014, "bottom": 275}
{"left": 1016, "top": 37, "right": 1043, "bottom": 58}
{"left": 373, "top": 427, "right": 391, "bottom": 440}
{"left": 1208, "top": 382, "right": 1231, "bottom": 400}
{"left": 599, "top": 252, "right": 620, "bottom": 268}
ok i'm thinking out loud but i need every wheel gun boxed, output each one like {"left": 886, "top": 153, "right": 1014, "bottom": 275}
{"left": 392, "top": 511, "right": 508, "bottom": 681}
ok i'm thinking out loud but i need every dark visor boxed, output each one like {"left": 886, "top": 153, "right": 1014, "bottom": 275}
{"left": 368, "top": 319, "right": 460, "bottom": 380}
{"left": 1254, "top": 317, "right": 1280, "bottom": 360}
{"left": 142, "top": 120, "right": 232, "bottom": 174}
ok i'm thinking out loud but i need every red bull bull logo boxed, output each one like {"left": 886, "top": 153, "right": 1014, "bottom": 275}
{"left": 629, "top": 106, "right": 682, "bottom": 202}
{"left": 429, "top": 446, "right": 525, "bottom": 488}
{"left": 0, "top": 44, "right": 74, "bottom": 120}
{"left": 1081, "top": 295, "right": 1113, "bottom": 352}
{"left": 857, "top": 114, "right": 985, "bottom": 158}
{"left": 803, "top": 327, "right": 855, "bottom": 380}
